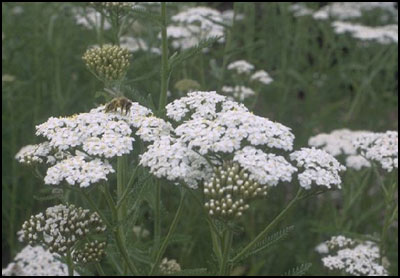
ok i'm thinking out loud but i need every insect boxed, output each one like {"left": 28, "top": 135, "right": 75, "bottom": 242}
{"left": 104, "top": 97, "right": 132, "bottom": 115}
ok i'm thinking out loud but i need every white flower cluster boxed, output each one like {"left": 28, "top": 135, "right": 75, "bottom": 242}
{"left": 308, "top": 129, "right": 372, "bottom": 170}
{"left": 120, "top": 36, "right": 161, "bottom": 55}
{"left": 44, "top": 156, "right": 114, "bottom": 187}
{"left": 333, "top": 21, "right": 398, "bottom": 44}
{"left": 318, "top": 235, "right": 388, "bottom": 276}
{"left": 312, "top": 2, "right": 397, "bottom": 21}
{"left": 73, "top": 7, "right": 111, "bottom": 30}
{"left": 16, "top": 99, "right": 166, "bottom": 187}
{"left": 222, "top": 86, "right": 255, "bottom": 102}
{"left": 15, "top": 142, "right": 52, "bottom": 164}
{"left": 224, "top": 60, "right": 273, "bottom": 102}
{"left": 166, "top": 7, "right": 225, "bottom": 50}
{"left": 288, "top": 3, "right": 398, "bottom": 45}
{"left": 2, "top": 245, "right": 79, "bottom": 276}
{"left": 353, "top": 131, "right": 398, "bottom": 172}
{"left": 159, "top": 257, "right": 181, "bottom": 274}
{"left": 21, "top": 204, "right": 106, "bottom": 257}
{"left": 234, "top": 147, "right": 297, "bottom": 186}
{"left": 251, "top": 70, "right": 274, "bottom": 85}
{"left": 141, "top": 91, "right": 296, "bottom": 189}
{"left": 290, "top": 147, "right": 346, "bottom": 189}
{"left": 227, "top": 60, "right": 255, "bottom": 75}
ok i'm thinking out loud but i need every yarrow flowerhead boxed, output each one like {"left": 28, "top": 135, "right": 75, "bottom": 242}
{"left": 308, "top": 129, "right": 373, "bottom": 170}
{"left": 353, "top": 130, "right": 398, "bottom": 172}
{"left": 82, "top": 44, "right": 132, "bottom": 83}
{"left": 290, "top": 147, "right": 346, "bottom": 189}
{"left": 223, "top": 60, "right": 273, "bottom": 102}
{"left": 2, "top": 245, "right": 79, "bottom": 276}
{"left": 16, "top": 98, "right": 169, "bottom": 188}
{"left": 317, "top": 235, "right": 388, "bottom": 276}
{"left": 166, "top": 7, "right": 225, "bottom": 50}
{"left": 140, "top": 91, "right": 300, "bottom": 219}
{"left": 20, "top": 204, "right": 106, "bottom": 259}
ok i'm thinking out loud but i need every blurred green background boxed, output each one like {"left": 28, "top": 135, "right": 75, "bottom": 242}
{"left": 2, "top": 2, "right": 398, "bottom": 275}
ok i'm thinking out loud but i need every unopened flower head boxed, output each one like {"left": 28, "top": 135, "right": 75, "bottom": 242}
{"left": 204, "top": 161, "right": 270, "bottom": 219}
{"left": 290, "top": 147, "right": 346, "bottom": 189}
{"left": 20, "top": 204, "right": 106, "bottom": 257}
{"left": 82, "top": 44, "right": 132, "bottom": 82}
{"left": 159, "top": 257, "right": 181, "bottom": 275}
{"left": 2, "top": 245, "right": 79, "bottom": 276}
{"left": 318, "top": 235, "right": 388, "bottom": 276}
{"left": 72, "top": 240, "right": 107, "bottom": 264}
{"left": 174, "top": 78, "right": 201, "bottom": 93}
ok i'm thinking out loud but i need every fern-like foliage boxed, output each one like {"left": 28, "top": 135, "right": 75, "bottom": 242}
{"left": 234, "top": 225, "right": 295, "bottom": 263}
{"left": 282, "top": 263, "right": 312, "bottom": 276}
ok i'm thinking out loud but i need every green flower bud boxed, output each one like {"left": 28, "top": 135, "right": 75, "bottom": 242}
{"left": 203, "top": 161, "right": 269, "bottom": 220}
{"left": 82, "top": 45, "right": 132, "bottom": 83}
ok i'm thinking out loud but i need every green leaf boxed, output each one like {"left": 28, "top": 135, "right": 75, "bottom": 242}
{"left": 234, "top": 225, "right": 295, "bottom": 262}
{"left": 282, "top": 263, "right": 312, "bottom": 276}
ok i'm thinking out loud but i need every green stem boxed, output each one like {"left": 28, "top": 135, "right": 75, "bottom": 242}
{"left": 149, "top": 189, "right": 186, "bottom": 275}
{"left": 116, "top": 164, "right": 139, "bottom": 210}
{"left": 158, "top": 2, "right": 169, "bottom": 114}
{"left": 66, "top": 250, "right": 74, "bottom": 276}
{"left": 95, "top": 263, "right": 106, "bottom": 276}
{"left": 152, "top": 180, "right": 162, "bottom": 259}
{"left": 114, "top": 229, "right": 139, "bottom": 275}
{"left": 218, "top": 3, "right": 236, "bottom": 91}
{"left": 219, "top": 228, "right": 234, "bottom": 276}
{"left": 101, "top": 184, "right": 139, "bottom": 275}
{"left": 231, "top": 187, "right": 303, "bottom": 263}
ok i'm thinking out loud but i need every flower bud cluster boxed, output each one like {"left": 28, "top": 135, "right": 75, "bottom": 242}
{"left": 21, "top": 204, "right": 106, "bottom": 257}
{"left": 73, "top": 240, "right": 107, "bottom": 264}
{"left": 204, "top": 161, "right": 268, "bottom": 219}
{"left": 82, "top": 45, "right": 131, "bottom": 82}
{"left": 159, "top": 257, "right": 181, "bottom": 274}
{"left": 174, "top": 79, "right": 201, "bottom": 93}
